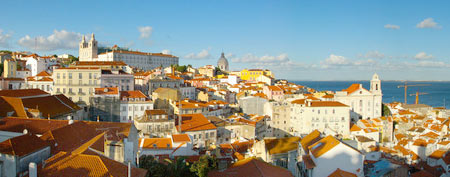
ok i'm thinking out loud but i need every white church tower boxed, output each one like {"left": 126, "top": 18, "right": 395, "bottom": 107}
{"left": 79, "top": 33, "right": 98, "bottom": 61}
{"left": 370, "top": 73, "right": 383, "bottom": 118}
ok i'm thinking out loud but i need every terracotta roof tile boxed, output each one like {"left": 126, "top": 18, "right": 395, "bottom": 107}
{"left": 300, "top": 130, "right": 322, "bottom": 153}
{"left": 0, "top": 89, "right": 49, "bottom": 98}
{"left": 208, "top": 157, "right": 294, "bottom": 177}
{"left": 175, "top": 114, "right": 217, "bottom": 132}
{"left": 0, "top": 133, "right": 49, "bottom": 156}
{"left": 0, "top": 117, "right": 69, "bottom": 134}
{"left": 36, "top": 71, "right": 51, "bottom": 76}
{"left": 308, "top": 135, "right": 340, "bottom": 158}
{"left": 264, "top": 137, "right": 301, "bottom": 155}
{"left": 140, "top": 138, "right": 172, "bottom": 149}
{"left": 328, "top": 168, "right": 357, "bottom": 177}
{"left": 172, "top": 134, "right": 191, "bottom": 142}
{"left": 94, "top": 87, "right": 119, "bottom": 95}
{"left": 310, "top": 101, "right": 349, "bottom": 107}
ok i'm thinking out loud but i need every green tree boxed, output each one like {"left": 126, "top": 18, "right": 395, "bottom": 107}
{"left": 139, "top": 155, "right": 167, "bottom": 177}
{"left": 16, "top": 63, "right": 22, "bottom": 70}
{"left": 0, "top": 63, "right": 3, "bottom": 76}
{"left": 382, "top": 103, "right": 391, "bottom": 117}
{"left": 190, "top": 155, "right": 218, "bottom": 177}
{"left": 176, "top": 65, "right": 187, "bottom": 73}
{"left": 0, "top": 50, "right": 12, "bottom": 54}
{"left": 165, "top": 157, "right": 195, "bottom": 177}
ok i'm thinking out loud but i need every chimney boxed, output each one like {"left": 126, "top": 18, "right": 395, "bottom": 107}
{"left": 128, "top": 161, "right": 131, "bottom": 177}
{"left": 29, "top": 162, "right": 37, "bottom": 177}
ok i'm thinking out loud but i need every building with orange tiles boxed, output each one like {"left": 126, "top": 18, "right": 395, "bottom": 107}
{"left": 119, "top": 90, "right": 153, "bottom": 123}
{"left": 334, "top": 73, "right": 382, "bottom": 120}
{"left": 175, "top": 114, "right": 217, "bottom": 148}
{"left": 290, "top": 99, "right": 351, "bottom": 138}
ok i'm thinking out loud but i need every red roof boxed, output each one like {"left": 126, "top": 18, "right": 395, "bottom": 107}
{"left": 120, "top": 90, "right": 148, "bottom": 100}
{"left": 36, "top": 71, "right": 51, "bottom": 77}
{"left": 0, "top": 133, "right": 49, "bottom": 157}
{"left": 208, "top": 157, "right": 294, "bottom": 177}
{"left": 175, "top": 114, "right": 217, "bottom": 132}
{"left": 0, "top": 89, "right": 49, "bottom": 98}
{"left": 95, "top": 87, "right": 119, "bottom": 95}
{"left": 172, "top": 134, "right": 191, "bottom": 142}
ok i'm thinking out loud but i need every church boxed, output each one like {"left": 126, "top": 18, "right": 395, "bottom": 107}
{"left": 217, "top": 52, "right": 229, "bottom": 72}
{"left": 334, "top": 74, "right": 383, "bottom": 120}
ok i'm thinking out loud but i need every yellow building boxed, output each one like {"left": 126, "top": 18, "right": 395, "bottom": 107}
{"left": 239, "top": 69, "right": 273, "bottom": 81}
{"left": 3, "top": 59, "right": 17, "bottom": 78}
{"left": 52, "top": 67, "right": 101, "bottom": 106}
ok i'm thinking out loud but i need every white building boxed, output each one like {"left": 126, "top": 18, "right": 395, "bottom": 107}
{"left": 23, "top": 55, "right": 58, "bottom": 76}
{"left": 26, "top": 71, "right": 54, "bottom": 93}
{"left": 120, "top": 90, "right": 154, "bottom": 123}
{"left": 79, "top": 34, "right": 98, "bottom": 61}
{"left": 179, "top": 86, "right": 196, "bottom": 100}
{"left": 138, "top": 134, "right": 198, "bottom": 158}
{"left": 299, "top": 131, "right": 364, "bottom": 177}
{"left": 175, "top": 114, "right": 217, "bottom": 148}
{"left": 290, "top": 99, "right": 351, "bottom": 137}
{"left": 100, "top": 70, "right": 134, "bottom": 91}
{"left": 98, "top": 50, "right": 178, "bottom": 71}
{"left": 335, "top": 73, "right": 382, "bottom": 120}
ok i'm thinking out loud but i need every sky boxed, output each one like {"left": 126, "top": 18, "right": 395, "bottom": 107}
{"left": 1, "top": 0, "right": 450, "bottom": 81}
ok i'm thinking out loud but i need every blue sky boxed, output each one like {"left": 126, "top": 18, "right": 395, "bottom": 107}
{"left": 1, "top": 0, "right": 450, "bottom": 81}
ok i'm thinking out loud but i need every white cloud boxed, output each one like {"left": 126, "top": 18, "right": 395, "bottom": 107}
{"left": 184, "top": 49, "right": 211, "bottom": 59}
{"left": 161, "top": 49, "right": 171, "bottom": 54}
{"left": 0, "top": 29, "right": 12, "bottom": 47}
{"left": 416, "top": 18, "right": 441, "bottom": 29}
{"left": 384, "top": 24, "right": 400, "bottom": 30}
{"left": 414, "top": 52, "right": 433, "bottom": 60}
{"left": 358, "top": 51, "right": 385, "bottom": 59}
{"left": 225, "top": 53, "right": 235, "bottom": 58}
{"left": 18, "top": 30, "right": 83, "bottom": 51}
{"left": 232, "top": 53, "right": 290, "bottom": 64}
{"left": 322, "top": 54, "right": 350, "bottom": 65}
{"left": 138, "top": 26, "right": 153, "bottom": 39}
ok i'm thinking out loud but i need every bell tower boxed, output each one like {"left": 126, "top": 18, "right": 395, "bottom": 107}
{"left": 370, "top": 73, "right": 381, "bottom": 95}
{"left": 79, "top": 33, "right": 98, "bottom": 61}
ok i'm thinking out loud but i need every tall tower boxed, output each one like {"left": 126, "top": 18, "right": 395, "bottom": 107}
{"left": 79, "top": 33, "right": 98, "bottom": 61}
{"left": 217, "top": 52, "right": 229, "bottom": 72}
{"left": 370, "top": 73, "right": 381, "bottom": 95}
{"left": 370, "top": 73, "right": 382, "bottom": 118}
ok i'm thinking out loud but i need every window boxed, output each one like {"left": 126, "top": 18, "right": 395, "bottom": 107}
{"left": 122, "top": 106, "right": 126, "bottom": 111}
{"left": 129, "top": 107, "right": 132, "bottom": 111}
{"left": 69, "top": 73, "right": 72, "bottom": 79}
{"left": 79, "top": 73, "right": 82, "bottom": 79}
{"left": 69, "top": 88, "right": 72, "bottom": 93}
{"left": 57, "top": 88, "right": 60, "bottom": 93}
{"left": 79, "top": 88, "right": 82, "bottom": 93}
{"left": 57, "top": 73, "right": 60, "bottom": 79}
{"left": 129, "top": 116, "right": 132, "bottom": 120}
{"left": 89, "top": 73, "right": 92, "bottom": 79}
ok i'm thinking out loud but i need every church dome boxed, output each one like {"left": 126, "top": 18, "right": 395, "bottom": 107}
{"left": 217, "top": 52, "right": 229, "bottom": 71}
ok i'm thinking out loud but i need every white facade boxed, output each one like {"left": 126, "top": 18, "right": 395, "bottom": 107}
{"left": 309, "top": 142, "right": 364, "bottom": 177}
{"left": 100, "top": 72, "right": 134, "bottom": 91}
{"left": 98, "top": 51, "right": 178, "bottom": 71}
{"left": 185, "top": 129, "right": 217, "bottom": 148}
{"left": 16, "top": 70, "right": 31, "bottom": 79}
{"left": 79, "top": 34, "right": 98, "bottom": 61}
{"left": 179, "top": 86, "right": 196, "bottom": 100}
{"left": 27, "top": 80, "right": 53, "bottom": 93}
{"left": 120, "top": 100, "right": 154, "bottom": 123}
{"left": 334, "top": 73, "right": 382, "bottom": 120}
{"left": 25, "top": 58, "right": 58, "bottom": 76}
{"left": 290, "top": 100, "right": 351, "bottom": 137}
